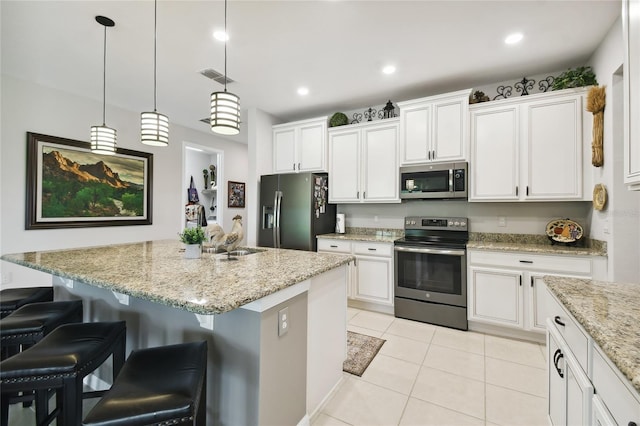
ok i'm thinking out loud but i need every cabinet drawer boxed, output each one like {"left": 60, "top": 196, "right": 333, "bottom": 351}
{"left": 468, "top": 250, "right": 592, "bottom": 275}
{"left": 317, "top": 239, "right": 352, "bottom": 253}
{"left": 545, "top": 289, "right": 590, "bottom": 375}
{"left": 592, "top": 345, "right": 640, "bottom": 426}
{"left": 353, "top": 242, "right": 392, "bottom": 257}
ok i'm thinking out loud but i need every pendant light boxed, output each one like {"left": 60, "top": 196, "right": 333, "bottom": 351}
{"left": 141, "top": 0, "right": 169, "bottom": 146}
{"left": 91, "top": 16, "right": 117, "bottom": 155}
{"left": 210, "top": 0, "right": 240, "bottom": 135}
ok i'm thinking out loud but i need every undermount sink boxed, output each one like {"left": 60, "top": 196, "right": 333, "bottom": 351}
{"left": 210, "top": 247, "right": 266, "bottom": 258}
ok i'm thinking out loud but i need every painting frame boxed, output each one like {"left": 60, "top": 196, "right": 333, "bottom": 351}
{"left": 227, "top": 181, "right": 245, "bottom": 208}
{"left": 26, "top": 132, "right": 153, "bottom": 229}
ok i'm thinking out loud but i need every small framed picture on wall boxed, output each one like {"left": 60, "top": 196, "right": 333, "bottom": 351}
{"left": 228, "top": 181, "right": 245, "bottom": 208}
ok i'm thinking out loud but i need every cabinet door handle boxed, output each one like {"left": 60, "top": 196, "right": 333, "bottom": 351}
{"left": 428, "top": 151, "right": 431, "bottom": 160}
{"left": 519, "top": 276, "right": 522, "bottom": 286}
{"left": 515, "top": 186, "right": 519, "bottom": 196}
{"left": 628, "top": 422, "right": 637, "bottom": 426}
{"left": 554, "top": 316, "right": 566, "bottom": 327}
{"left": 526, "top": 186, "right": 529, "bottom": 196}
{"left": 363, "top": 191, "right": 366, "bottom": 199}
{"left": 330, "top": 245, "right": 338, "bottom": 248}
{"left": 292, "top": 163, "right": 296, "bottom": 171}
{"left": 367, "top": 248, "right": 377, "bottom": 251}
{"left": 357, "top": 191, "right": 360, "bottom": 199}
{"left": 530, "top": 276, "right": 534, "bottom": 287}
{"left": 519, "top": 260, "right": 533, "bottom": 264}
{"left": 298, "top": 162, "right": 301, "bottom": 170}
{"left": 553, "top": 349, "right": 564, "bottom": 378}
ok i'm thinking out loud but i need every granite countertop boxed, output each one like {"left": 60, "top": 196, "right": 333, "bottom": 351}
{"left": 544, "top": 276, "right": 640, "bottom": 393}
{"left": 317, "top": 227, "right": 403, "bottom": 243}
{"left": 1, "top": 240, "right": 353, "bottom": 315}
{"left": 468, "top": 232, "right": 607, "bottom": 256}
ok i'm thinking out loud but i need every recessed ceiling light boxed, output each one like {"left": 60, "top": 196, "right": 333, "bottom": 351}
{"left": 213, "top": 30, "right": 229, "bottom": 42}
{"left": 382, "top": 65, "right": 396, "bottom": 75}
{"left": 297, "top": 87, "right": 309, "bottom": 96}
{"left": 505, "top": 33, "right": 523, "bottom": 45}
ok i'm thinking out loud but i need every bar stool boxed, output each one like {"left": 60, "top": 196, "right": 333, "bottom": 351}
{"left": 1, "top": 300, "right": 83, "bottom": 360}
{"left": 0, "top": 321, "right": 126, "bottom": 426}
{"left": 0, "top": 287, "right": 54, "bottom": 318}
{"left": 83, "top": 341, "right": 207, "bottom": 426}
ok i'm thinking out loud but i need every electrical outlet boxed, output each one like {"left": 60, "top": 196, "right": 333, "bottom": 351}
{"left": 498, "top": 217, "right": 507, "bottom": 227}
{"left": 278, "top": 307, "right": 289, "bottom": 337}
{"left": 1, "top": 272, "right": 12, "bottom": 285}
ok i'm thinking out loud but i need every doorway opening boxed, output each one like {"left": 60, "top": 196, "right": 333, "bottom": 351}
{"left": 182, "top": 142, "right": 224, "bottom": 230}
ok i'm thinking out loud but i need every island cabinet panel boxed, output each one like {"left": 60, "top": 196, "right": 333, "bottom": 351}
{"left": 624, "top": 0, "right": 640, "bottom": 189}
{"left": 469, "top": 88, "right": 588, "bottom": 202}
{"left": 273, "top": 116, "right": 327, "bottom": 174}
{"left": 398, "top": 89, "right": 470, "bottom": 165}
{"left": 328, "top": 119, "right": 400, "bottom": 203}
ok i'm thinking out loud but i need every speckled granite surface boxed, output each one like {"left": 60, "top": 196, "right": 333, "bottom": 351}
{"left": 468, "top": 232, "right": 607, "bottom": 256}
{"left": 1, "top": 240, "right": 354, "bottom": 315}
{"left": 318, "top": 227, "right": 403, "bottom": 243}
{"left": 545, "top": 276, "right": 640, "bottom": 393}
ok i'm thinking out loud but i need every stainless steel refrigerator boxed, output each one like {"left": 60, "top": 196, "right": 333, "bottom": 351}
{"left": 259, "top": 173, "right": 336, "bottom": 251}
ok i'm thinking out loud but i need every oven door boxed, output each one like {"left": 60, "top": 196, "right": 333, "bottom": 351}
{"left": 394, "top": 244, "right": 467, "bottom": 307}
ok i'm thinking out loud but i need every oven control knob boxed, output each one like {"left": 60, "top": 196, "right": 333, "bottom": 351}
{"left": 461, "top": 221, "right": 466, "bottom": 227}
{"left": 454, "top": 221, "right": 460, "bottom": 226}
{"left": 411, "top": 220, "right": 416, "bottom": 225}
{"left": 448, "top": 221, "right": 453, "bottom": 226}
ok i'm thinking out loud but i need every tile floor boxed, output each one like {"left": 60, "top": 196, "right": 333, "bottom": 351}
{"left": 312, "top": 307, "right": 549, "bottom": 426}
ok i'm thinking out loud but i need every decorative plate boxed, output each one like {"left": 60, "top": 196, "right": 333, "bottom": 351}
{"left": 593, "top": 184, "right": 607, "bottom": 211}
{"left": 545, "top": 218, "right": 583, "bottom": 244}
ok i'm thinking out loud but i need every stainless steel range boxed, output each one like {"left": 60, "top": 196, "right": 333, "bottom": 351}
{"left": 394, "top": 216, "right": 468, "bottom": 330}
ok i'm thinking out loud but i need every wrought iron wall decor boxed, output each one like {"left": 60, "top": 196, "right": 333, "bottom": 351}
{"left": 492, "top": 75, "right": 555, "bottom": 100}
{"left": 350, "top": 101, "right": 397, "bottom": 124}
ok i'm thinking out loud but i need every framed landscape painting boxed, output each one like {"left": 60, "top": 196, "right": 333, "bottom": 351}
{"left": 26, "top": 132, "right": 153, "bottom": 229}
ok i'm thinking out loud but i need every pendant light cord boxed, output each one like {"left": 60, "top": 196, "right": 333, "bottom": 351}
{"left": 224, "top": 0, "right": 228, "bottom": 92}
{"left": 153, "top": 0, "right": 158, "bottom": 112}
{"left": 102, "top": 24, "right": 107, "bottom": 125}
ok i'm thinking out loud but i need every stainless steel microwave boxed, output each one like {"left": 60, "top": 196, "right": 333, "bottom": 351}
{"left": 400, "top": 162, "right": 467, "bottom": 200}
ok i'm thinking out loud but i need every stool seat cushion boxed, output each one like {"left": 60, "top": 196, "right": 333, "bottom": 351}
{"left": 83, "top": 341, "right": 207, "bottom": 426}
{"left": 0, "top": 287, "right": 53, "bottom": 317}
{"left": 0, "top": 300, "right": 83, "bottom": 338}
{"left": 0, "top": 321, "right": 126, "bottom": 381}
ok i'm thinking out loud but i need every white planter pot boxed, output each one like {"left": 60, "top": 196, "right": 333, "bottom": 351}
{"left": 184, "top": 244, "right": 201, "bottom": 259}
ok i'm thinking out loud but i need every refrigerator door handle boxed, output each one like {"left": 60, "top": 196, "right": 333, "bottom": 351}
{"left": 274, "top": 191, "right": 283, "bottom": 248}
{"left": 272, "top": 191, "right": 279, "bottom": 248}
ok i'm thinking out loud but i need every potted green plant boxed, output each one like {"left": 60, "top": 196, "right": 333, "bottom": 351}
{"left": 552, "top": 66, "right": 598, "bottom": 90}
{"left": 179, "top": 226, "right": 206, "bottom": 259}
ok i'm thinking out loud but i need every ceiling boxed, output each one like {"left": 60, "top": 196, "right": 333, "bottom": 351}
{"left": 1, "top": 0, "right": 621, "bottom": 145}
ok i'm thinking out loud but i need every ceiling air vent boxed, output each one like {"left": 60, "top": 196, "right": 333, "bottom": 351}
{"left": 199, "top": 68, "right": 235, "bottom": 85}
{"left": 199, "top": 117, "right": 210, "bottom": 125}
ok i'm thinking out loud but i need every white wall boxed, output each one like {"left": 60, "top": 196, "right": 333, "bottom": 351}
{"left": 0, "top": 75, "right": 248, "bottom": 286}
{"left": 588, "top": 16, "right": 640, "bottom": 282}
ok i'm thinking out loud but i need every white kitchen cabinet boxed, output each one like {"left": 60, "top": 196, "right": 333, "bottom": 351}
{"left": 398, "top": 89, "right": 470, "bottom": 165}
{"left": 317, "top": 238, "right": 394, "bottom": 313}
{"left": 624, "top": 0, "right": 640, "bottom": 190}
{"left": 273, "top": 116, "right": 327, "bottom": 173}
{"left": 468, "top": 249, "right": 593, "bottom": 336}
{"left": 469, "top": 89, "right": 588, "bottom": 201}
{"left": 547, "top": 320, "right": 594, "bottom": 426}
{"left": 328, "top": 119, "right": 400, "bottom": 203}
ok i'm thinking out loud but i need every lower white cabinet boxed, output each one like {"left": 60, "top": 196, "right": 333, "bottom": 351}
{"left": 467, "top": 250, "right": 593, "bottom": 335}
{"left": 317, "top": 238, "right": 393, "bottom": 313}
{"left": 547, "top": 320, "right": 594, "bottom": 426}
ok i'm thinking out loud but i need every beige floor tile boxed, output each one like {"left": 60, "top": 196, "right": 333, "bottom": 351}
{"left": 379, "top": 333, "right": 429, "bottom": 365}
{"left": 431, "top": 327, "right": 485, "bottom": 355}
{"left": 311, "top": 413, "right": 352, "bottom": 426}
{"left": 348, "top": 324, "right": 384, "bottom": 338}
{"left": 360, "top": 354, "right": 420, "bottom": 395}
{"left": 485, "top": 384, "right": 548, "bottom": 426}
{"left": 485, "top": 357, "right": 546, "bottom": 397}
{"left": 423, "top": 344, "right": 485, "bottom": 381}
{"left": 485, "top": 334, "right": 546, "bottom": 369}
{"left": 322, "top": 376, "right": 408, "bottom": 426}
{"left": 411, "top": 366, "right": 485, "bottom": 420}
{"left": 399, "top": 397, "right": 485, "bottom": 426}
{"left": 347, "top": 307, "right": 361, "bottom": 321}
{"left": 348, "top": 310, "right": 394, "bottom": 333}
{"left": 385, "top": 318, "right": 436, "bottom": 343}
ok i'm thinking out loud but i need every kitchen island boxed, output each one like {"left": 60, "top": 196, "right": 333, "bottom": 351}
{"left": 1, "top": 240, "right": 354, "bottom": 426}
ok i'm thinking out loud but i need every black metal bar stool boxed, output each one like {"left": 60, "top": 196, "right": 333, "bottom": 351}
{"left": 0, "top": 321, "right": 126, "bottom": 426}
{"left": 1, "top": 300, "right": 83, "bottom": 360}
{"left": 0, "top": 287, "right": 54, "bottom": 318}
{"left": 83, "top": 341, "right": 207, "bottom": 426}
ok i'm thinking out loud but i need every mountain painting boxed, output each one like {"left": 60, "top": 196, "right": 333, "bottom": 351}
{"left": 41, "top": 147, "right": 146, "bottom": 218}
{"left": 26, "top": 132, "right": 153, "bottom": 229}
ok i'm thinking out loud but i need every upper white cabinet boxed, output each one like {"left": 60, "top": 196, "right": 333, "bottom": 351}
{"left": 398, "top": 89, "right": 471, "bottom": 165}
{"left": 624, "top": 0, "right": 640, "bottom": 190}
{"left": 469, "top": 89, "right": 590, "bottom": 201}
{"left": 273, "top": 116, "right": 327, "bottom": 173}
{"left": 328, "top": 119, "right": 400, "bottom": 203}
